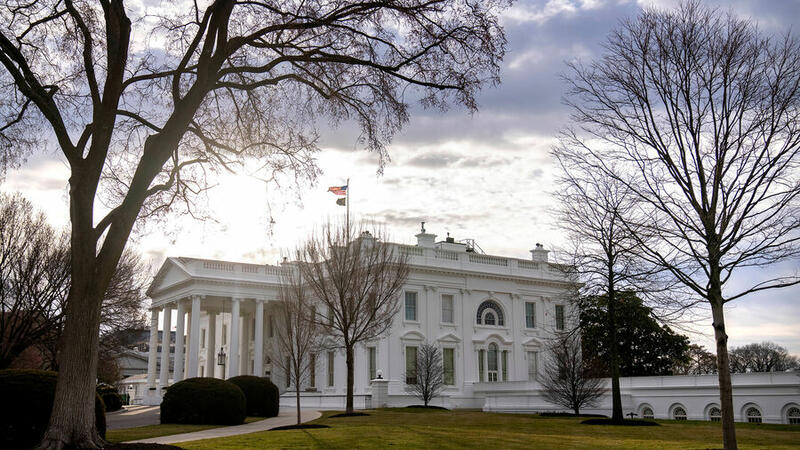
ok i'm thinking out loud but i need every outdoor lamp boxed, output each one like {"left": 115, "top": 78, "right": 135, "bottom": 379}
{"left": 217, "top": 347, "right": 226, "bottom": 366}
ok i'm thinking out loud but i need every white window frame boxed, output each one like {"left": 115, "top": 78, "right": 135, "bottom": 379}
{"left": 404, "top": 291, "right": 419, "bottom": 322}
{"left": 527, "top": 351, "right": 538, "bottom": 381}
{"left": 555, "top": 304, "right": 565, "bottom": 331}
{"left": 441, "top": 294, "right": 455, "bottom": 324}
{"left": 525, "top": 302, "right": 536, "bottom": 329}
{"left": 442, "top": 347, "right": 455, "bottom": 385}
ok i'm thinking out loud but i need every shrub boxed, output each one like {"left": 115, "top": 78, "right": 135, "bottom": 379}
{"left": 0, "top": 369, "right": 106, "bottom": 450}
{"left": 160, "top": 377, "right": 246, "bottom": 425}
{"left": 97, "top": 383, "right": 124, "bottom": 412}
{"left": 227, "top": 375, "right": 280, "bottom": 417}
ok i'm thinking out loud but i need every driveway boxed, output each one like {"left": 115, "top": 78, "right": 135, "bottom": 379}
{"left": 106, "top": 405, "right": 161, "bottom": 430}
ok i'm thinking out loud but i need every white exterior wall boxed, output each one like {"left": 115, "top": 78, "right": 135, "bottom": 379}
{"left": 142, "top": 239, "right": 800, "bottom": 425}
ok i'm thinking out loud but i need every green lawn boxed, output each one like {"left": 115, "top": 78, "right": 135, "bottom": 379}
{"left": 176, "top": 408, "right": 800, "bottom": 449}
{"left": 106, "top": 417, "right": 265, "bottom": 443}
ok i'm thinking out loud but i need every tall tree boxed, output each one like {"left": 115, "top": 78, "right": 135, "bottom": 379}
{"left": 561, "top": 2, "right": 800, "bottom": 447}
{"left": 405, "top": 342, "right": 445, "bottom": 407}
{"left": 674, "top": 344, "right": 718, "bottom": 375}
{"left": 581, "top": 292, "right": 690, "bottom": 377}
{"left": 729, "top": 342, "right": 799, "bottom": 373}
{"left": 0, "top": 1, "right": 507, "bottom": 447}
{"left": 540, "top": 332, "right": 605, "bottom": 415}
{"left": 274, "top": 259, "right": 319, "bottom": 426}
{"left": 298, "top": 221, "right": 409, "bottom": 414}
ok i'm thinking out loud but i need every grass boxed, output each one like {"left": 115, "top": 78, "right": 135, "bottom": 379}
{"left": 176, "top": 408, "right": 800, "bottom": 449}
{"left": 106, "top": 417, "right": 265, "bottom": 443}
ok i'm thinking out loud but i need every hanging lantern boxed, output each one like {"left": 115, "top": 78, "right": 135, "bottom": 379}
{"left": 217, "top": 347, "right": 226, "bottom": 366}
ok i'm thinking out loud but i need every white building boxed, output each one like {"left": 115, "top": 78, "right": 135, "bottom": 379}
{"left": 140, "top": 227, "right": 800, "bottom": 424}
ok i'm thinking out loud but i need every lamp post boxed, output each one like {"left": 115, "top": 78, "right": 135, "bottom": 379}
{"left": 217, "top": 347, "right": 226, "bottom": 379}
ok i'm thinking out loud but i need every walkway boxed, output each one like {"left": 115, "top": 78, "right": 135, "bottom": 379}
{"left": 107, "top": 405, "right": 160, "bottom": 429}
{"left": 126, "top": 409, "right": 322, "bottom": 445}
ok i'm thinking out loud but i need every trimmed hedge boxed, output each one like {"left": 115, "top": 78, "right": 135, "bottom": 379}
{"left": 97, "top": 383, "right": 124, "bottom": 412}
{"left": 0, "top": 369, "right": 106, "bottom": 450}
{"left": 160, "top": 377, "right": 246, "bottom": 425}
{"left": 227, "top": 375, "right": 280, "bottom": 417}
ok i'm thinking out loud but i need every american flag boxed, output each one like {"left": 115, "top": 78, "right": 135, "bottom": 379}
{"left": 328, "top": 185, "right": 347, "bottom": 196}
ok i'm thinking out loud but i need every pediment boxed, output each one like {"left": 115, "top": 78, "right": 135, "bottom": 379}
{"left": 147, "top": 257, "right": 193, "bottom": 297}
{"left": 437, "top": 332, "right": 461, "bottom": 343}
{"left": 472, "top": 332, "right": 513, "bottom": 345}
{"left": 522, "top": 336, "right": 545, "bottom": 348}
{"left": 400, "top": 330, "right": 426, "bottom": 341}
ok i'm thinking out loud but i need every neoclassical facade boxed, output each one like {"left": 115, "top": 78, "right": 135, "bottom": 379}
{"left": 137, "top": 228, "right": 800, "bottom": 424}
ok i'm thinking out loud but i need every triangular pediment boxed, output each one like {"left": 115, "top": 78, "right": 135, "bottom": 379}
{"left": 522, "top": 336, "right": 545, "bottom": 348}
{"left": 437, "top": 332, "right": 461, "bottom": 343}
{"left": 400, "top": 330, "right": 426, "bottom": 341}
{"left": 147, "top": 257, "right": 193, "bottom": 297}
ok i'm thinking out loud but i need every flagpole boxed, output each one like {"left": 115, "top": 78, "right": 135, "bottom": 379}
{"left": 346, "top": 177, "right": 350, "bottom": 238}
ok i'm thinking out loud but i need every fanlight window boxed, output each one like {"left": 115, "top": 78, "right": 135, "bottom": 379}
{"left": 672, "top": 406, "right": 687, "bottom": 420}
{"left": 708, "top": 407, "right": 721, "bottom": 422}
{"left": 476, "top": 300, "right": 504, "bottom": 326}
{"left": 746, "top": 407, "right": 762, "bottom": 423}
{"left": 641, "top": 407, "right": 654, "bottom": 419}
{"left": 787, "top": 407, "right": 800, "bottom": 425}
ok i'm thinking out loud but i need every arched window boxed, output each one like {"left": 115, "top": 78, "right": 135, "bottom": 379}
{"left": 787, "top": 406, "right": 800, "bottom": 425}
{"left": 708, "top": 407, "right": 721, "bottom": 422}
{"left": 641, "top": 407, "right": 654, "bottom": 419}
{"left": 672, "top": 406, "right": 687, "bottom": 420}
{"left": 746, "top": 407, "right": 762, "bottom": 423}
{"left": 476, "top": 300, "right": 504, "bottom": 326}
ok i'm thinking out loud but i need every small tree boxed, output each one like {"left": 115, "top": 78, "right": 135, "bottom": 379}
{"left": 540, "top": 333, "right": 605, "bottom": 416}
{"left": 405, "top": 342, "right": 445, "bottom": 407}
{"left": 274, "top": 261, "right": 318, "bottom": 425}
{"left": 298, "top": 220, "right": 409, "bottom": 414}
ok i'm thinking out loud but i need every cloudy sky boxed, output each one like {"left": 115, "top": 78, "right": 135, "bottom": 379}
{"left": 3, "top": 0, "right": 799, "bottom": 355}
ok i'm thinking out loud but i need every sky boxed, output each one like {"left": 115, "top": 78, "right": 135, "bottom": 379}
{"left": 2, "top": 0, "right": 799, "bottom": 355}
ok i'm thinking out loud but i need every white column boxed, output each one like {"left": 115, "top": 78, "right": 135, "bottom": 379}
{"left": 184, "top": 308, "right": 192, "bottom": 379}
{"left": 173, "top": 300, "right": 186, "bottom": 382}
{"left": 146, "top": 308, "right": 159, "bottom": 388}
{"left": 228, "top": 298, "right": 241, "bottom": 378}
{"left": 159, "top": 304, "right": 173, "bottom": 387}
{"left": 187, "top": 295, "right": 202, "bottom": 378}
{"left": 206, "top": 311, "right": 217, "bottom": 378}
{"left": 240, "top": 310, "right": 250, "bottom": 375}
{"left": 254, "top": 300, "right": 265, "bottom": 377}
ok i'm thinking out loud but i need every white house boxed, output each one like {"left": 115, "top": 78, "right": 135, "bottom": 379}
{"left": 138, "top": 226, "right": 800, "bottom": 424}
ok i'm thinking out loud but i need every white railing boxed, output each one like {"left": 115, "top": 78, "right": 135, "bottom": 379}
{"left": 435, "top": 249, "right": 459, "bottom": 260}
{"left": 468, "top": 254, "right": 508, "bottom": 266}
{"left": 399, "top": 245, "right": 424, "bottom": 256}
{"left": 241, "top": 264, "right": 260, "bottom": 273}
{"left": 203, "top": 261, "right": 234, "bottom": 272}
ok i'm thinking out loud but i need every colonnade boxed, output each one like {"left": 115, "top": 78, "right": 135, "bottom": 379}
{"left": 145, "top": 296, "right": 269, "bottom": 391}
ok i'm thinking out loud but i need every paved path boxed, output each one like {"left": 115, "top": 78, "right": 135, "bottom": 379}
{"left": 126, "top": 409, "right": 322, "bottom": 445}
{"left": 107, "top": 405, "right": 161, "bottom": 430}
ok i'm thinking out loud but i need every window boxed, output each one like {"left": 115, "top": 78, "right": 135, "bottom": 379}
{"left": 327, "top": 351, "right": 335, "bottom": 387}
{"left": 268, "top": 315, "right": 274, "bottom": 338}
{"left": 405, "top": 292, "right": 417, "bottom": 321}
{"left": 709, "top": 406, "right": 721, "bottom": 422}
{"left": 527, "top": 351, "right": 538, "bottom": 381}
{"left": 525, "top": 302, "right": 536, "bottom": 328}
{"left": 327, "top": 306, "right": 334, "bottom": 326}
{"left": 642, "top": 407, "right": 654, "bottom": 419}
{"left": 309, "top": 353, "right": 316, "bottom": 388}
{"left": 443, "top": 348, "right": 455, "bottom": 385}
{"left": 478, "top": 350, "right": 485, "bottom": 382}
{"left": 501, "top": 350, "right": 508, "bottom": 381}
{"left": 368, "top": 347, "right": 377, "bottom": 380}
{"left": 441, "top": 294, "right": 454, "bottom": 323}
{"left": 555, "top": 305, "right": 565, "bottom": 331}
{"left": 487, "top": 343, "right": 498, "bottom": 382}
{"left": 476, "top": 300, "right": 504, "bottom": 326}
{"left": 787, "top": 406, "right": 800, "bottom": 425}
{"left": 672, "top": 406, "right": 687, "bottom": 420}
{"left": 251, "top": 317, "right": 256, "bottom": 340}
{"left": 746, "top": 407, "right": 762, "bottom": 423}
{"left": 405, "top": 346, "right": 418, "bottom": 384}
{"left": 222, "top": 324, "right": 227, "bottom": 345}
{"left": 201, "top": 329, "right": 206, "bottom": 349}
{"left": 484, "top": 311, "right": 496, "bottom": 326}
{"left": 200, "top": 365, "right": 204, "bottom": 377}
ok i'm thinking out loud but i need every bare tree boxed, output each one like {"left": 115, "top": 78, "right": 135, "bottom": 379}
{"left": 0, "top": 194, "right": 69, "bottom": 369}
{"left": 405, "top": 342, "right": 445, "bottom": 407}
{"left": 674, "top": 344, "right": 718, "bottom": 375}
{"left": 298, "top": 220, "right": 409, "bottom": 414}
{"left": 540, "top": 333, "right": 605, "bottom": 415}
{"left": 560, "top": 2, "right": 800, "bottom": 447}
{"left": 729, "top": 342, "right": 799, "bottom": 373}
{"left": 0, "top": 1, "right": 507, "bottom": 446}
{"left": 273, "top": 259, "right": 319, "bottom": 426}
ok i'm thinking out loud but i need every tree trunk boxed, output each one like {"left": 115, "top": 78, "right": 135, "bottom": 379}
{"left": 574, "top": 406, "right": 580, "bottom": 415}
{"left": 345, "top": 345, "right": 354, "bottom": 414}
{"left": 711, "top": 295, "right": 737, "bottom": 450}
{"left": 36, "top": 277, "right": 104, "bottom": 449}
{"left": 607, "top": 274, "right": 623, "bottom": 423}
{"left": 295, "top": 384, "right": 301, "bottom": 425}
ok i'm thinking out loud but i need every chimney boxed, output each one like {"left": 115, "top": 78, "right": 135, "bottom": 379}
{"left": 530, "top": 243, "right": 549, "bottom": 262}
{"left": 415, "top": 221, "right": 436, "bottom": 248}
